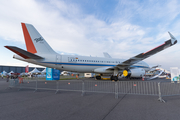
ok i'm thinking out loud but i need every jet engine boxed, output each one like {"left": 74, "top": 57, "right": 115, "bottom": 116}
{"left": 123, "top": 68, "right": 145, "bottom": 78}
{"left": 94, "top": 67, "right": 113, "bottom": 74}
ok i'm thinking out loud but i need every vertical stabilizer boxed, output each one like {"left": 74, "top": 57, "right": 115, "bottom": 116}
{"left": 103, "top": 52, "right": 112, "bottom": 58}
{"left": 21, "top": 23, "right": 56, "bottom": 55}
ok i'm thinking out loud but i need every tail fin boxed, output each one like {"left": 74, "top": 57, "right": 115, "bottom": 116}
{"left": 103, "top": 52, "right": 112, "bottom": 58}
{"left": 21, "top": 23, "right": 56, "bottom": 54}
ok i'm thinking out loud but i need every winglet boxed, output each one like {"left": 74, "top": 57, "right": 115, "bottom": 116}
{"left": 168, "top": 32, "right": 177, "bottom": 45}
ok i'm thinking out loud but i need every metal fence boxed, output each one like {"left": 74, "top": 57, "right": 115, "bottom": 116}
{"left": 158, "top": 81, "right": 180, "bottom": 102}
{"left": 9, "top": 79, "right": 19, "bottom": 87}
{"left": 8, "top": 78, "right": 180, "bottom": 102}
{"left": 118, "top": 81, "right": 159, "bottom": 95}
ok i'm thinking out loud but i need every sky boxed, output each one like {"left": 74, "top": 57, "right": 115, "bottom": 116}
{"left": 0, "top": 0, "right": 180, "bottom": 70}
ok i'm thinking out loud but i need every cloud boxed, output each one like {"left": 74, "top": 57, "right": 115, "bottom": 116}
{"left": 0, "top": 0, "right": 180, "bottom": 70}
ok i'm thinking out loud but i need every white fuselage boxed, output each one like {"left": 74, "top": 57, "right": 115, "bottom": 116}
{"left": 14, "top": 53, "right": 150, "bottom": 73}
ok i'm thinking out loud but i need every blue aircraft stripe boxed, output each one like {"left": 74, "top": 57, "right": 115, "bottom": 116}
{"left": 41, "top": 62, "right": 115, "bottom": 66}
{"left": 41, "top": 62, "right": 149, "bottom": 68}
{"left": 131, "top": 66, "right": 149, "bottom": 68}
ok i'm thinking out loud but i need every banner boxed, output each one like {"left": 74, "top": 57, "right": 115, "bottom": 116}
{"left": 170, "top": 67, "right": 179, "bottom": 82}
{"left": 46, "top": 68, "right": 60, "bottom": 80}
{"left": 25, "top": 65, "right": 29, "bottom": 73}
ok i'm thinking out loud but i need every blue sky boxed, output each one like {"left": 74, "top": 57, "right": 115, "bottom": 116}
{"left": 0, "top": 0, "right": 180, "bottom": 70}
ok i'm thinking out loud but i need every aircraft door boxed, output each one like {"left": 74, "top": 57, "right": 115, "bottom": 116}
{"left": 56, "top": 55, "right": 62, "bottom": 69}
{"left": 56, "top": 55, "right": 61, "bottom": 63}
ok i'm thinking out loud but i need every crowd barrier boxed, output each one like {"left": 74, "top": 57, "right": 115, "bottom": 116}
{"left": 8, "top": 78, "right": 180, "bottom": 102}
{"left": 158, "top": 81, "right": 180, "bottom": 102}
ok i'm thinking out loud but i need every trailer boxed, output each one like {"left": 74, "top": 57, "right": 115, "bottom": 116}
{"left": 84, "top": 73, "right": 95, "bottom": 78}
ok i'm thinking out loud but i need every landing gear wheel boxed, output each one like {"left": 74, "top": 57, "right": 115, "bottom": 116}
{"left": 110, "top": 75, "right": 114, "bottom": 81}
{"left": 114, "top": 76, "right": 118, "bottom": 81}
{"left": 96, "top": 76, "right": 101, "bottom": 80}
{"left": 111, "top": 75, "right": 118, "bottom": 81}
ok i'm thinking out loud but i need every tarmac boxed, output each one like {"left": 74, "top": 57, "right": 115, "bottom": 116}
{"left": 0, "top": 77, "right": 180, "bottom": 120}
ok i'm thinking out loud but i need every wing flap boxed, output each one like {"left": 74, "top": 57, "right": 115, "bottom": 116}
{"left": 5, "top": 46, "right": 44, "bottom": 59}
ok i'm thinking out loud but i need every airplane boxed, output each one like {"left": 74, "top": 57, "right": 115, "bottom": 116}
{"left": 5, "top": 23, "right": 177, "bottom": 81}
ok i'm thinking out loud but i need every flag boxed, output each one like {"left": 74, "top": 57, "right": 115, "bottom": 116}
{"left": 25, "top": 65, "right": 29, "bottom": 73}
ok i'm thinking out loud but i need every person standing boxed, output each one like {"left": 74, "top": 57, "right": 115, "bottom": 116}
{"left": 76, "top": 74, "right": 79, "bottom": 80}
{"left": 7, "top": 75, "right": 9, "bottom": 82}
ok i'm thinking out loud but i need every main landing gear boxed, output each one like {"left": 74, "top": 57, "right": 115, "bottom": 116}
{"left": 95, "top": 75, "right": 118, "bottom": 81}
{"left": 110, "top": 75, "right": 118, "bottom": 81}
{"left": 95, "top": 76, "right": 101, "bottom": 80}
{"left": 95, "top": 74, "right": 118, "bottom": 81}
{"left": 95, "top": 73, "right": 119, "bottom": 81}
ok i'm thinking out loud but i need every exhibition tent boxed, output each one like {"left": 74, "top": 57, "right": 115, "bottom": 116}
{"left": 29, "top": 68, "right": 41, "bottom": 74}
{"left": 20, "top": 72, "right": 28, "bottom": 76}
{"left": 41, "top": 68, "right": 46, "bottom": 74}
{"left": 9, "top": 71, "right": 14, "bottom": 74}
{"left": 2, "top": 71, "right": 7, "bottom": 76}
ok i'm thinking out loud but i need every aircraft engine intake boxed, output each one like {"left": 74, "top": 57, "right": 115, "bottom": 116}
{"left": 123, "top": 68, "right": 145, "bottom": 78}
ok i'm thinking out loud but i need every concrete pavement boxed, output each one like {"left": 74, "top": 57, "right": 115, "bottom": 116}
{"left": 0, "top": 78, "right": 180, "bottom": 120}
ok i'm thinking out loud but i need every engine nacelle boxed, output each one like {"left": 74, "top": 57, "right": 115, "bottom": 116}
{"left": 94, "top": 67, "right": 113, "bottom": 74}
{"left": 123, "top": 68, "right": 145, "bottom": 78}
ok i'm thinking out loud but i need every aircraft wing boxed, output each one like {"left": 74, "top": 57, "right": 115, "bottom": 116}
{"left": 5, "top": 46, "right": 44, "bottom": 59}
{"left": 116, "top": 32, "right": 177, "bottom": 69}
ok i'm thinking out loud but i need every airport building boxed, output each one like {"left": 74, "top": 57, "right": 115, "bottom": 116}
{"left": 0, "top": 65, "right": 44, "bottom": 73}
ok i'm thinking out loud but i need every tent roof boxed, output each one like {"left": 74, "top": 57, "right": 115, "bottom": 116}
{"left": 29, "top": 68, "right": 40, "bottom": 74}
{"left": 41, "top": 68, "right": 46, "bottom": 73}
{"left": 20, "top": 72, "right": 28, "bottom": 75}
{"left": 9, "top": 71, "right": 14, "bottom": 74}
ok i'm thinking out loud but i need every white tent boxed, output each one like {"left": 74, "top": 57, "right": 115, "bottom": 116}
{"left": 37, "top": 74, "right": 46, "bottom": 78}
{"left": 2, "top": 71, "right": 7, "bottom": 76}
{"left": 20, "top": 72, "right": 28, "bottom": 76}
{"left": 41, "top": 68, "right": 46, "bottom": 74}
{"left": 29, "top": 68, "right": 41, "bottom": 74}
{"left": 7, "top": 73, "right": 11, "bottom": 76}
{"left": 9, "top": 71, "right": 14, "bottom": 75}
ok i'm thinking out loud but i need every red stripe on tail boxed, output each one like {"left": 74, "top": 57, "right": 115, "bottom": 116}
{"left": 21, "top": 23, "right": 37, "bottom": 53}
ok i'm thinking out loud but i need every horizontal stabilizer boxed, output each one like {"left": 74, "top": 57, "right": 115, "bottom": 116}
{"left": 4, "top": 46, "right": 44, "bottom": 59}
